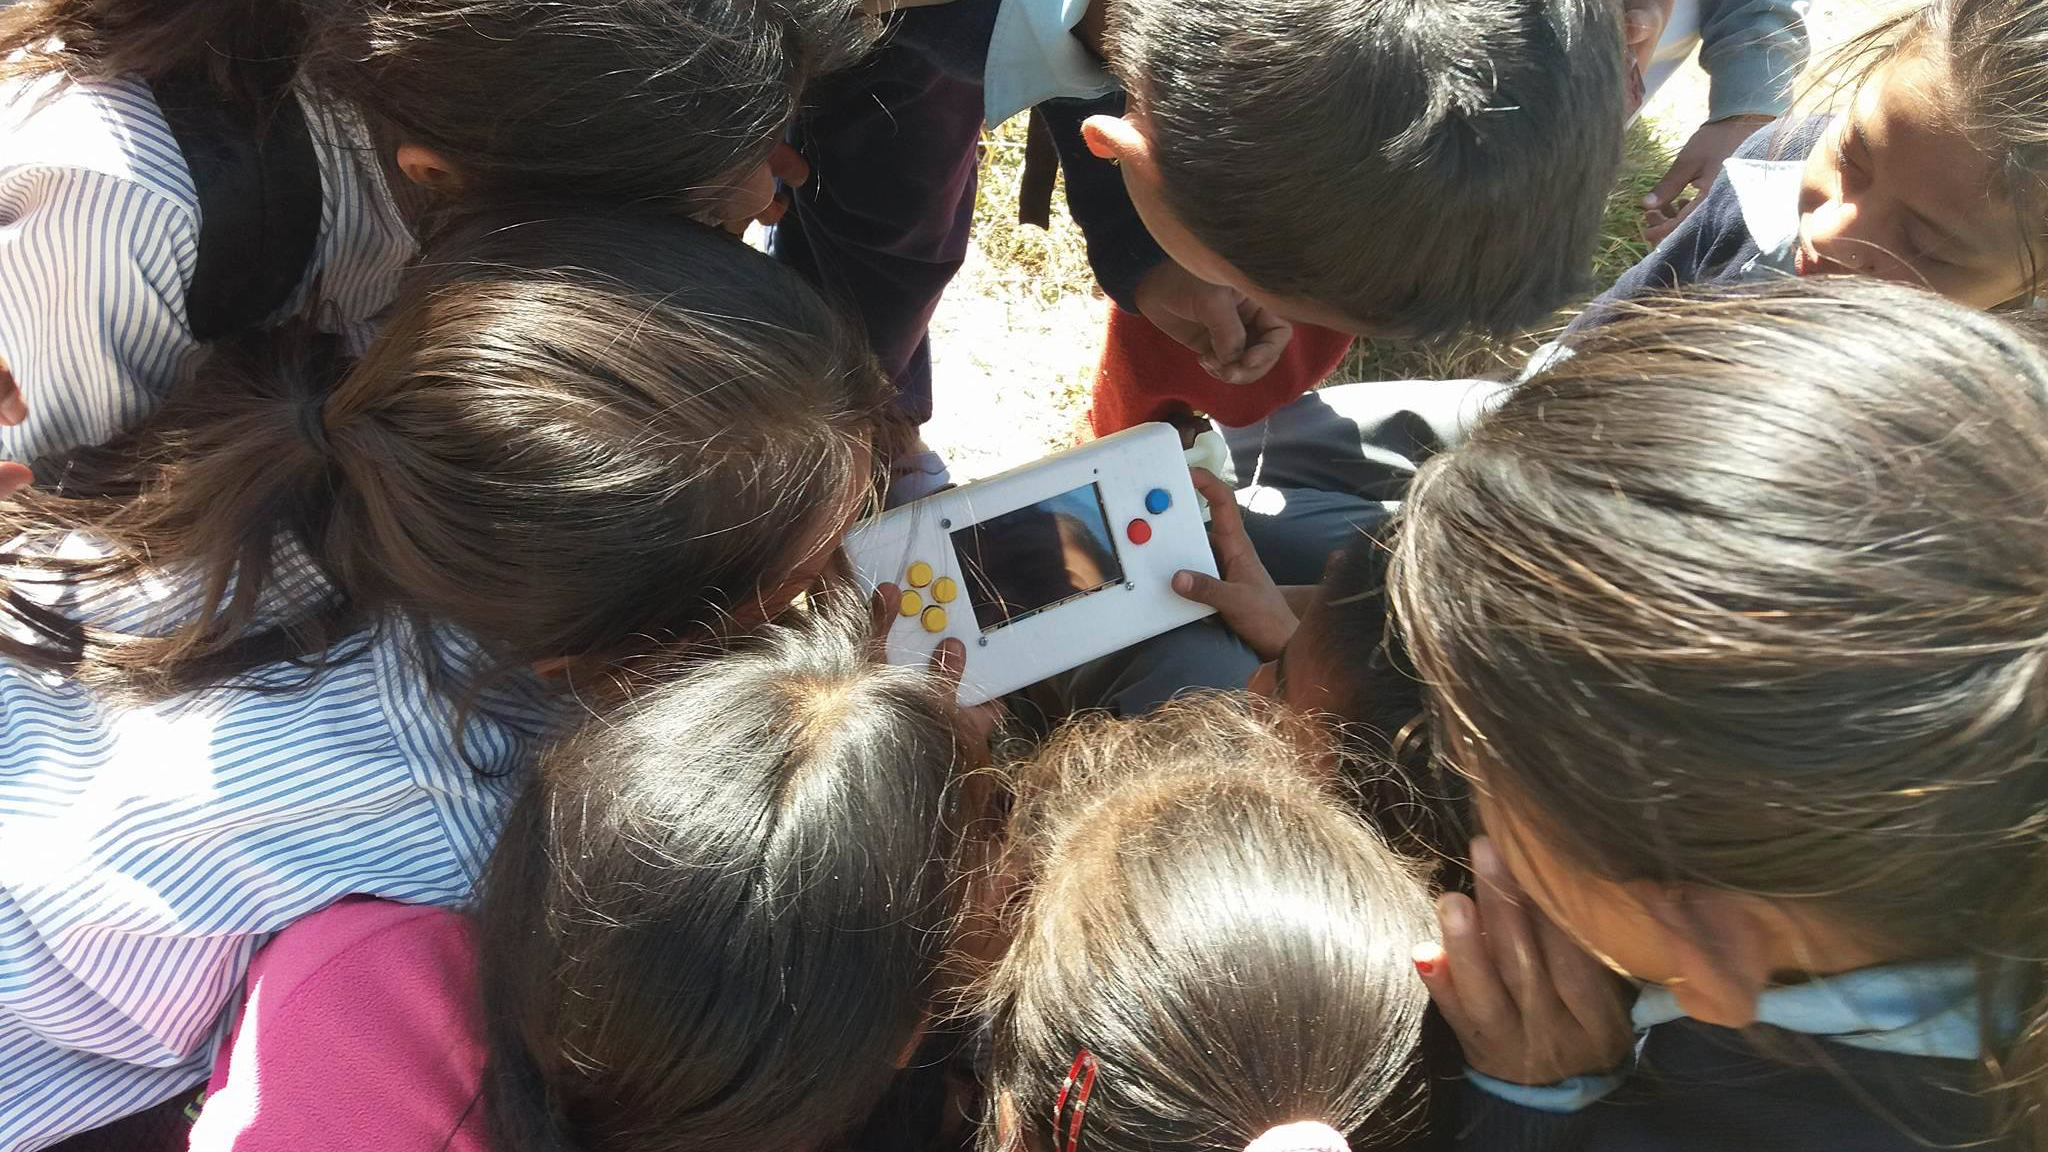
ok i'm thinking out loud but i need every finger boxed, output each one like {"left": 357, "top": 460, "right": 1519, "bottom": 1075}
{"left": 1226, "top": 305, "right": 1292, "bottom": 382}
{"left": 1189, "top": 288, "right": 1248, "bottom": 367}
{"left": 1534, "top": 911, "right": 1635, "bottom": 1041}
{"left": 928, "top": 634, "right": 967, "bottom": 692}
{"left": 1168, "top": 567, "right": 1249, "bottom": 612}
{"left": 0, "top": 461, "right": 30, "bottom": 500}
{"left": 1413, "top": 939, "right": 1475, "bottom": 1033}
{"left": 756, "top": 189, "right": 792, "bottom": 227}
{"left": 1641, "top": 158, "right": 1697, "bottom": 213}
{"left": 1438, "top": 892, "right": 1516, "bottom": 1030}
{"left": 1472, "top": 837, "right": 1549, "bottom": 1013}
{"left": 1187, "top": 468, "right": 1250, "bottom": 549}
{"left": 0, "top": 359, "right": 22, "bottom": 427}
{"left": 768, "top": 141, "right": 811, "bottom": 187}
{"left": 870, "top": 582, "right": 903, "bottom": 654}
{"left": 1158, "top": 315, "right": 1217, "bottom": 361}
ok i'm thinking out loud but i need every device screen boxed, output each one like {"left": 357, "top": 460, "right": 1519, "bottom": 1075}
{"left": 952, "top": 483, "right": 1125, "bottom": 631}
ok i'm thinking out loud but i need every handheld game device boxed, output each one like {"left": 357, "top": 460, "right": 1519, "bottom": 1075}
{"left": 846, "top": 422, "right": 1218, "bottom": 705}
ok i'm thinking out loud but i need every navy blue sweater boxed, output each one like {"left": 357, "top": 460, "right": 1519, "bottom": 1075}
{"left": 1456, "top": 1019, "right": 2011, "bottom": 1152}
{"left": 1567, "top": 116, "right": 1828, "bottom": 340}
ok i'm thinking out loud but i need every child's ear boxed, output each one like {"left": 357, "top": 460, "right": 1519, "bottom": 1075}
{"left": 1081, "top": 114, "right": 1154, "bottom": 170}
{"left": 1625, "top": 881, "right": 1775, "bottom": 1028}
{"left": 395, "top": 143, "right": 464, "bottom": 193}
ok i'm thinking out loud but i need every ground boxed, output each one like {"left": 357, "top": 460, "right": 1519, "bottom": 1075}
{"left": 921, "top": 0, "right": 1904, "bottom": 481}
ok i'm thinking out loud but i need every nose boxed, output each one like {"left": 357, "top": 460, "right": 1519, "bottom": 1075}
{"left": 1806, "top": 196, "right": 1873, "bottom": 271}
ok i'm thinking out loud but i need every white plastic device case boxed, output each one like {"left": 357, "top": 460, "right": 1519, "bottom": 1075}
{"left": 845, "top": 422, "right": 1218, "bottom": 705}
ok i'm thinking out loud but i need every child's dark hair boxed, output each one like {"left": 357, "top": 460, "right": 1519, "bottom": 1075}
{"left": 984, "top": 694, "right": 1435, "bottom": 1152}
{"left": 0, "top": 0, "right": 872, "bottom": 208}
{"left": 1309, "top": 533, "right": 1462, "bottom": 874}
{"left": 476, "top": 593, "right": 981, "bottom": 1152}
{"left": 0, "top": 207, "right": 887, "bottom": 704}
{"left": 1106, "top": 0, "right": 1626, "bottom": 337}
{"left": 1826, "top": 0, "right": 2048, "bottom": 287}
{"left": 1390, "top": 276, "right": 2048, "bottom": 1146}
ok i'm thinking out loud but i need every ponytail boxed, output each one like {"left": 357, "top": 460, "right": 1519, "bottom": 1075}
{"left": 0, "top": 209, "right": 888, "bottom": 705}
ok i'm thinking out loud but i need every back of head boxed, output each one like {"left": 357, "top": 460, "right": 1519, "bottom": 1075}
{"left": 478, "top": 594, "right": 979, "bottom": 1152}
{"left": 1390, "top": 276, "right": 2048, "bottom": 1141}
{"left": 0, "top": 207, "right": 887, "bottom": 699}
{"left": 985, "top": 695, "right": 1434, "bottom": 1152}
{"left": 0, "top": 0, "right": 872, "bottom": 206}
{"left": 1110, "top": 0, "right": 1625, "bottom": 336}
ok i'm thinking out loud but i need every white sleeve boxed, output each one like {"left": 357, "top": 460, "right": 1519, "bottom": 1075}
{"left": 0, "top": 164, "right": 202, "bottom": 465}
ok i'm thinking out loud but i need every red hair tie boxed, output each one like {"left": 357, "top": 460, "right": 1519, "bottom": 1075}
{"left": 1051, "top": 1048, "right": 1100, "bottom": 1152}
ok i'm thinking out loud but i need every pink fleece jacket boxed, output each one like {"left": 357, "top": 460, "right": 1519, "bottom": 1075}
{"left": 188, "top": 897, "right": 489, "bottom": 1151}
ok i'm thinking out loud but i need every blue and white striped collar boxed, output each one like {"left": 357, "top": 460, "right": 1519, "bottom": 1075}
{"left": 1633, "top": 959, "right": 2008, "bottom": 1060}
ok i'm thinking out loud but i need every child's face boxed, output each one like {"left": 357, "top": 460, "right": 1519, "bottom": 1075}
{"left": 1247, "top": 586, "right": 1344, "bottom": 716}
{"left": 1470, "top": 786, "right": 1686, "bottom": 987}
{"left": 1798, "top": 54, "right": 2039, "bottom": 308}
{"left": 1095, "top": 112, "right": 1393, "bottom": 338}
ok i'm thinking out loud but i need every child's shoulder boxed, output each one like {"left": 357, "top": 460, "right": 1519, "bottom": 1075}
{"left": 249, "top": 898, "right": 473, "bottom": 1004}
{"left": 0, "top": 72, "right": 198, "bottom": 213}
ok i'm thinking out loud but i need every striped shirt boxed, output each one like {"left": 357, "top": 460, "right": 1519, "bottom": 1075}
{"left": 0, "top": 538, "right": 561, "bottom": 1151}
{"left": 0, "top": 71, "right": 415, "bottom": 465}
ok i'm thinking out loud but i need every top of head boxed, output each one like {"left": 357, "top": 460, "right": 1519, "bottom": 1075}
{"left": 843, "top": 423, "right": 1217, "bottom": 704}
{"left": 1110, "top": 0, "right": 1628, "bottom": 335}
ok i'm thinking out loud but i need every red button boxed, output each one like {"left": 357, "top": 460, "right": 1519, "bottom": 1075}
{"left": 1126, "top": 518, "right": 1153, "bottom": 545}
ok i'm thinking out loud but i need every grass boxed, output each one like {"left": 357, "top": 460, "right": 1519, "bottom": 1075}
{"left": 963, "top": 115, "right": 1677, "bottom": 383}
{"left": 966, "top": 117, "right": 1102, "bottom": 306}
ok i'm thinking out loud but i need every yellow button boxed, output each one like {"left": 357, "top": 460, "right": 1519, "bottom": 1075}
{"left": 907, "top": 561, "right": 934, "bottom": 587}
{"left": 898, "top": 589, "right": 923, "bottom": 617}
{"left": 921, "top": 606, "right": 948, "bottom": 633}
{"left": 931, "top": 576, "right": 958, "bottom": 604}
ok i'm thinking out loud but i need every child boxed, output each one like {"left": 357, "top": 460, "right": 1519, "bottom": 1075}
{"left": 983, "top": 695, "right": 1439, "bottom": 1152}
{"left": 1592, "top": 0, "right": 2048, "bottom": 316}
{"left": 0, "top": 0, "right": 869, "bottom": 465}
{"left": 0, "top": 211, "right": 888, "bottom": 1150}
{"left": 777, "top": 0, "right": 1627, "bottom": 495}
{"left": 185, "top": 596, "right": 989, "bottom": 1151}
{"left": 1392, "top": 277, "right": 2048, "bottom": 1150}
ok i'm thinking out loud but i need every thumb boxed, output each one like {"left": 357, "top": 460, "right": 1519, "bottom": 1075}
{"left": 1171, "top": 568, "right": 1242, "bottom": 611}
{"left": 0, "top": 461, "right": 31, "bottom": 500}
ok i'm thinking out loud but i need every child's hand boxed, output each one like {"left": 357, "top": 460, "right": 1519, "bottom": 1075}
{"left": 1169, "top": 468, "right": 1298, "bottom": 661}
{"left": 870, "top": 582, "right": 1003, "bottom": 765}
{"left": 1621, "top": 0, "right": 1675, "bottom": 110}
{"left": 1642, "top": 115, "right": 1774, "bottom": 242}
{"left": 1134, "top": 260, "right": 1293, "bottom": 385}
{"left": 0, "top": 356, "right": 29, "bottom": 498}
{"left": 1416, "top": 837, "right": 1635, "bottom": 1086}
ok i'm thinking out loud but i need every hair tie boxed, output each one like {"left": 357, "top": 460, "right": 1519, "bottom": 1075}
{"left": 1051, "top": 1049, "right": 1100, "bottom": 1152}
{"left": 294, "top": 391, "right": 333, "bottom": 457}
{"left": 1244, "top": 1121, "right": 1350, "bottom": 1152}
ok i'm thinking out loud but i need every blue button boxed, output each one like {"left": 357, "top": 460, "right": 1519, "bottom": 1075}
{"left": 1144, "top": 487, "right": 1172, "bottom": 514}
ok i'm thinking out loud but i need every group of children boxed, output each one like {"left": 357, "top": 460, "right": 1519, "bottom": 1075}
{"left": 0, "top": 0, "right": 2046, "bottom": 1149}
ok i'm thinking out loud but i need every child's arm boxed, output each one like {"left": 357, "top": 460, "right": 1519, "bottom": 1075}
{"left": 0, "top": 164, "right": 205, "bottom": 466}
{"left": 1643, "top": 0, "right": 1810, "bottom": 239}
